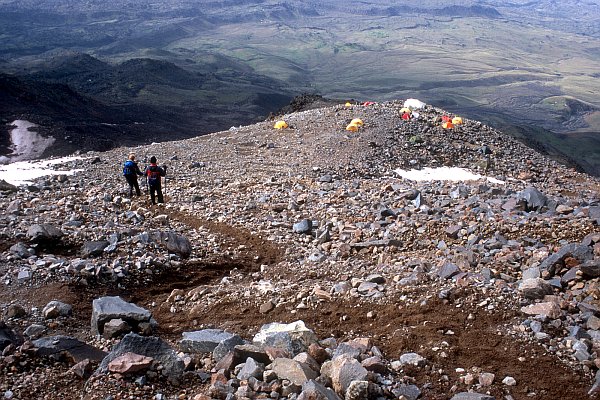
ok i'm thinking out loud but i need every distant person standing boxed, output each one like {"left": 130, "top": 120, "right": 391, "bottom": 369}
{"left": 122, "top": 153, "right": 144, "bottom": 197}
{"left": 145, "top": 156, "right": 167, "bottom": 204}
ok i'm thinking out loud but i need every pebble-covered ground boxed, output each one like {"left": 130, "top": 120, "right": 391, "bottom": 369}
{"left": 0, "top": 100, "right": 599, "bottom": 400}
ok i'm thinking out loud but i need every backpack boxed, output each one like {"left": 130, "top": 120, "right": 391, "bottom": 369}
{"left": 123, "top": 160, "right": 135, "bottom": 176}
{"left": 147, "top": 166, "right": 161, "bottom": 185}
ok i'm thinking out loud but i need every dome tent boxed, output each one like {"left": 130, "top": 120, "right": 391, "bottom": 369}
{"left": 273, "top": 120, "right": 288, "bottom": 129}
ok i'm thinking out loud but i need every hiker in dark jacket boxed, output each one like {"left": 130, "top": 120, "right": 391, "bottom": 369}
{"left": 123, "top": 153, "right": 144, "bottom": 197}
{"left": 144, "top": 156, "right": 167, "bottom": 204}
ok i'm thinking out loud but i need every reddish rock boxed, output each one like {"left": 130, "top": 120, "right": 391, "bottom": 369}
{"left": 107, "top": 352, "right": 153, "bottom": 374}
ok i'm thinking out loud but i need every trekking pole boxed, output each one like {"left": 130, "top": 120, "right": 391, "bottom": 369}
{"left": 144, "top": 165, "right": 149, "bottom": 194}
{"left": 163, "top": 165, "right": 167, "bottom": 198}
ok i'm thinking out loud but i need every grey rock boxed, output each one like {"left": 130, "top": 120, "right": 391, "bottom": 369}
{"left": 0, "top": 179, "right": 17, "bottom": 192}
{"left": 179, "top": 329, "right": 241, "bottom": 354}
{"left": 323, "top": 355, "right": 368, "bottom": 395}
{"left": 589, "top": 369, "right": 600, "bottom": 395}
{"left": 521, "top": 267, "right": 541, "bottom": 280}
{"left": 581, "top": 260, "right": 600, "bottom": 278}
{"left": 23, "top": 324, "right": 46, "bottom": 338}
{"left": 0, "top": 325, "right": 21, "bottom": 350}
{"left": 399, "top": 352, "right": 426, "bottom": 367}
{"left": 148, "top": 231, "right": 192, "bottom": 258}
{"left": 437, "top": 262, "right": 460, "bottom": 279}
{"left": 345, "top": 381, "right": 369, "bottom": 400}
{"left": 354, "top": 239, "right": 402, "bottom": 249}
{"left": 450, "top": 393, "right": 495, "bottom": 400}
{"left": 98, "top": 333, "right": 184, "bottom": 382}
{"left": 517, "top": 187, "right": 548, "bottom": 212}
{"left": 518, "top": 278, "right": 554, "bottom": 300}
{"left": 42, "top": 301, "right": 72, "bottom": 319}
{"left": 91, "top": 296, "right": 152, "bottom": 336}
{"left": 103, "top": 318, "right": 132, "bottom": 339}
{"left": 81, "top": 240, "right": 110, "bottom": 257}
{"left": 26, "top": 224, "right": 63, "bottom": 244}
{"left": 5, "top": 304, "right": 27, "bottom": 319}
{"left": 332, "top": 343, "right": 362, "bottom": 360}
{"left": 271, "top": 358, "right": 318, "bottom": 386}
{"left": 33, "top": 335, "right": 106, "bottom": 363}
{"left": 8, "top": 242, "right": 34, "bottom": 258}
{"left": 237, "top": 357, "right": 264, "bottom": 380}
{"left": 445, "top": 224, "right": 461, "bottom": 239}
{"left": 392, "top": 384, "right": 421, "bottom": 400}
{"left": 213, "top": 334, "right": 245, "bottom": 362}
{"left": 298, "top": 380, "right": 341, "bottom": 400}
{"left": 539, "top": 243, "right": 593, "bottom": 275}
{"left": 293, "top": 219, "right": 313, "bottom": 234}
{"left": 17, "top": 269, "right": 31, "bottom": 283}
{"left": 253, "top": 321, "right": 318, "bottom": 356}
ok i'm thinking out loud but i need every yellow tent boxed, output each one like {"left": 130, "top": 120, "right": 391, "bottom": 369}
{"left": 345, "top": 102, "right": 352, "bottom": 107}
{"left": 346, "top": 123, "right": 359, "bottom": 132}
{"left": 452, "top": 116, "right": 463, "bottom": 125}
{"left": 273, "top": 120, "right": 288, "bottom": 129}
{"left": 442, "top": 121, "right": 454, "bottom": 129}
{"left": 400, "top": 107, "right": 412, "bottom": 114}
{"left": 350, "top": 118, "right": 364, "bottom": 126}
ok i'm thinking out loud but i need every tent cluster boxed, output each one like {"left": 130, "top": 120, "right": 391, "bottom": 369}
{"left": 346, "top": 118, "right": 364, "bottom": 132}
{"left": 399, "top": 99, "right": 426, "bottom": 121}
{"left": 441, "top": 115, "right": 463, "bottom": 129}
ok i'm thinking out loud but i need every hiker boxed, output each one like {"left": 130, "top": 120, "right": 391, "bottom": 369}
{"left": 144, "top": 156, "right": 167, "bottom": 204}
{"left": 122, "top": 153, "right": 144, "bottom": 197}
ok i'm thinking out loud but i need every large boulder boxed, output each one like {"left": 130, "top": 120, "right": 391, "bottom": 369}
{"left": 516, "top": 187, "right": 548, "bottom": 212}
{"left": 147, "top": 231, "right": 192, "bottom": 258}
{"left": 91, "top": 296, "right": 153, "bottom": 336}
{"left": 0, "top": 323, "right": 22, "bottom": 350}
{"left": 0, "top": 179, "right": 18, "bottom": 192}
{"left": 26, "top": 224, "right": 64, "bottom": 244}
{"left": 33, "top": 335, "right": 106, "bottom": 363}
{"left": 179, "top": 329, "right": 243, "bottom": 356}
{"left": 253, "top": 320, "right": 318, "bottom": 356}
{"left": 539, "top": 243, "right": 594, "bottom": 276}
{"left": 98, "top": 333, "right": 184, "bottom": 382}
{"left": 270, "top": 358, "right": 319, "bottom": 386}
{"left": 81, "top": 240, "right": 110, "bottom": 258}
{"left": 321, "top": 354, "right": 369, "bottom": 395}
{"left": 298, "top": 380, "right": 342, "bottom": 400}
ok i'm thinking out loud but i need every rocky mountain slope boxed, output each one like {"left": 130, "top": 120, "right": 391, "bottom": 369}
{"left": 0, "top": 101, "right": 599, "bottom": 399}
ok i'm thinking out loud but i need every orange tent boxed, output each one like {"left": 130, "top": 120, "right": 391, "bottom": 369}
{"left": 442, "top": 121, "right": 454, "bottom": 129}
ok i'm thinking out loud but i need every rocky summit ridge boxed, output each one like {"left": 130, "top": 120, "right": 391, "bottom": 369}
{"left": 0, "top": 100, "right": 599, "bottom": 400}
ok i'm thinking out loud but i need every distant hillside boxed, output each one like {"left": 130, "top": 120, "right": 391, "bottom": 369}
{"left": 1, "top": 0, "right": 598, "bottom": 174}
{"left": 1, "top": 53, "right": 294, "bottom": 159}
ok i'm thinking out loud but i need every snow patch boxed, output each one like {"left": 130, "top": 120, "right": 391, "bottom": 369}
{"left": 0, "top": 156, "right": 86, "bottom": 186}
{"left": 7, "top": 120, "right": 55, "bottom": 161}
{"left": 394, "top": 167, "right": 505, "bottom": 184}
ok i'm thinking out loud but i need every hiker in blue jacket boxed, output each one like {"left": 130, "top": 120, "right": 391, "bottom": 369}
{"left": 122, "top": 153, "right": 144, "bottom": 197}
{"left": 144, "top": 156, "right": 167, "bottom": 204}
